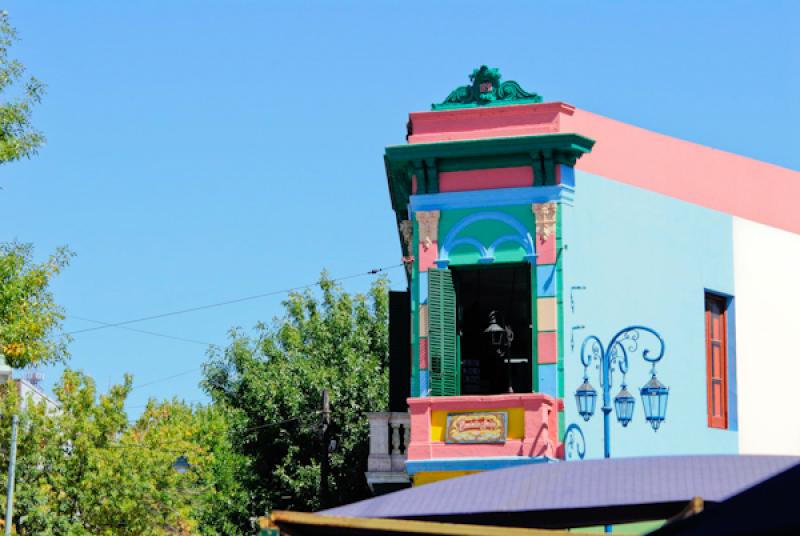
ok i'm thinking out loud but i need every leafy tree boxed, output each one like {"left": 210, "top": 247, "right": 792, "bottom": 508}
{"left": 0, "top": 242, "right": 72, "bottom": 368}
{"left": 203, "top": 273, "right": 389, "bottom": 516}
{"left": 0, "top": 370, "right": 248, "bottom": 535}
{"left": 150, "top": 401, "right": 252, "bottom": 535}
{"left": 1, "top": 12, "right": 67, "bottom": 367}
{"left": 1, "top": 15, "right": 65, "bottom": 369}
{"left": 1, "top": 10, "right": 45, "bottom": 165}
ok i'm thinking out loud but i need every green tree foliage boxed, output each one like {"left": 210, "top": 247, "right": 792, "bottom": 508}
{"left": 0, "top": 242, "right": 72, "bottom": 368}
{"left": 0, "top": 370, "right": 249, "bottom": 535}
{"left": 0, "top": 10, "right": 45, "bottom": 165}
{"left": 203, "top": 273, "right": 389, "bottom": 515}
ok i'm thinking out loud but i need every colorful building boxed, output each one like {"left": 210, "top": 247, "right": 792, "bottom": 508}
{"left": 366, "top": 66, "right": 800, "bottom": 492}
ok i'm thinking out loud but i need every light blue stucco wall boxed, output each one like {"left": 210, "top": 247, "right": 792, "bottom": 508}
{"left": 561, "top": 170, "right": 738, "bottom": 459}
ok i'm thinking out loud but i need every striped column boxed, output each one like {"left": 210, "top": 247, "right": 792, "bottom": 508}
{"left": 532, "top": 202, "right": 559, "bottom": 399}
{"left": 416, "top": 210, "right": 440, "bottom": 397}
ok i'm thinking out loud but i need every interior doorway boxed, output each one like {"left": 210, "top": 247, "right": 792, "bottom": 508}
{"left": 452, "top": 263, "right": 532, "bottom": 395}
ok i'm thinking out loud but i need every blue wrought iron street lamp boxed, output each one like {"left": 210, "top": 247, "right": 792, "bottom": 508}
{"left": 574, "top": 325, "right": 668, "bottom": 459}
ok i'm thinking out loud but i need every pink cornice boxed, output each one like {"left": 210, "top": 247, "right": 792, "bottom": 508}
{"left": 407, "top": 393, "right": 556, "bottom": 410}
{"left": 408, "top": 102, "right": 576, "bottom": 145}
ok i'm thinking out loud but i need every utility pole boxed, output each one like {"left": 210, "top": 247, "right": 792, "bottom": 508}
{"left": 5, "top": 415, "right": 18, "bottom": 536}
{"left": 319, "top": 389, "right": 331, "bottom": 510}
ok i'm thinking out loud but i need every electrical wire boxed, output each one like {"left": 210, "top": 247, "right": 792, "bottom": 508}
{"left": 69, "top": 315, "right": 217, "bottom": 347}
{"left": 66, "top": 263, "right": 402, "bottom": 337}
{"left": 71, "top": 263, "right": 401, "bottom": 393}
{"left": 129, "top": 367, "right": 206, "bottom": 391}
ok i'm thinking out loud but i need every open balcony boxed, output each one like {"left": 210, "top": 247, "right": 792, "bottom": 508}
{"left": 366, "top": 393, "right": 563, "bottom": 490}
{"left": 404, "top": 393, "right": 562, "bottom": 485}
{"left": 407, "top": 393, "right": 561, "bottom": 460}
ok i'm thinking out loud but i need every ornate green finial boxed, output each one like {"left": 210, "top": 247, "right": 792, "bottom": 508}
{"left": 432, "top": 65, "right": 543, "bottom": 110}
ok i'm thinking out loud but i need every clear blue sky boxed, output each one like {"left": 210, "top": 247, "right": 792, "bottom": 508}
{"left": 2, "top": 1, "right": 798, "bottom": 412}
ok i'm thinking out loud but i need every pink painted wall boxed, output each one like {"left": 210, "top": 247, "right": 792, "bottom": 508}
{"left": 407, "top": 103, "right": 800, "bottom": 235}
{"left": 561, "top": 109, "right": 800, "bottom": 235}
{"left": 406, "top": 393, "right": 560, "bottom": 461}
{"left": 417, "top": 240, "right": 438, "bottom": 272}
{"left": 537, "top": 332, "right": 557, "bottom": 364}
{"left": 536, "top": 235, "right": 556, "bottom": 264}
{"left": 439, "top": 166, "right": 533, "bottom": 193}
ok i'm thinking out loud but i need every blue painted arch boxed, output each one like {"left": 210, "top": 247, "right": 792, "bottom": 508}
{"left": 436, "top": 211, "right": 537, "bottom": 268}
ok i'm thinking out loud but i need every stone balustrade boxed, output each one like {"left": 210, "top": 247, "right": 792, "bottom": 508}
{"left": 365, "top": 412, "right": 411, "bottom": 494}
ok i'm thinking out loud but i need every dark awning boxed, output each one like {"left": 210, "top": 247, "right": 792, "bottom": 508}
{"left": 322, "top": 455, "right": 799, "bottom": 529}
{"left": 651, "top": 458, "right": 800, "bottom": 535}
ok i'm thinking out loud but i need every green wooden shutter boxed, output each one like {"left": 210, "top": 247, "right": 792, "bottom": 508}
{"left": 428, "top": 269, "right": 459, "bottom": 396}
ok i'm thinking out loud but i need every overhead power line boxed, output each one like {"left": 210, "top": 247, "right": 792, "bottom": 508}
{"left": 66, "top": 264, "right": 402, "bottom": 393}
{"left": 70, "top": 316, "right": 216, "bottom": 347}
{"left": 129, "top": 367, "right": 204, "bottom": 391}
{"left": 66, "top": 263, "right": 402, "bottom": 337}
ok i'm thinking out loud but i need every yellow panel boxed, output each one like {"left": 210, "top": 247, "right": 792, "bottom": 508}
{"left": 413, "top": 470, "right": 480, "bottom": 486}
{"left": 537, "top": 297, "right": 558, "bottom": 332}
{"left": 430, "top": 407, "right": 525, "bottom": 441}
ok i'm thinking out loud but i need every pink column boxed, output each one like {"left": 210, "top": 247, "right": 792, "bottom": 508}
{"left": 407, "top": 397, "right": 433, "bottom": 459}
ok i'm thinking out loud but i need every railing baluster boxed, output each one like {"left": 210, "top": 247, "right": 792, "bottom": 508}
{"left": 389, "top": 412, "right": 410, "bottom": 472}
{"left": 391, "top": 422, "right": 401, "bottom": 455}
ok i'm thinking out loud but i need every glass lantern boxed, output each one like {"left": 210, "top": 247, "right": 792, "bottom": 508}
{"left": 484, "top": 312, "right": 506, "bottom": 347}
{"left": 640, "top": 375, "right": 669, "bottom": 431}
{"left": 614, "top": 385, "right": 636, "bottom": 427}
{"left": 575, "top": 379, "right": 598, "bottom": 422}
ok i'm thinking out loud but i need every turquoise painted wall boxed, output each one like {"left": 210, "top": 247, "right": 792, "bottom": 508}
{"left": 562, "top": 170, "right": 738, "bottom": 459}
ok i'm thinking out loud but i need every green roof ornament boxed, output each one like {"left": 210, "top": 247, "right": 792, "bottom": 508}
{"left": 432, "top": 65, "right": 543, "bottom": 110}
